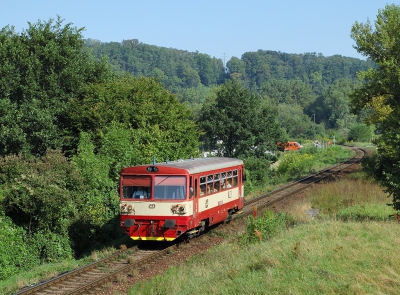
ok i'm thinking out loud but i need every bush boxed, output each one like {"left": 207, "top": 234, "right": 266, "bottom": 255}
{"left": 348, "top": 123, "right": 373, "bottom": 142}
{"left": 276, "top": 152, "right": 314, "bottom": 177}
{"left": 243, "top": 157, "right": 271, "bottom": 184}
{"left": 241, "top": 209, "right": 292, "bottom": 244}
{"left": 28, "top": 230, "right": 74, "bottom": 263}
{"left": 0, "top": 214, "right": 39, "bottom": 280}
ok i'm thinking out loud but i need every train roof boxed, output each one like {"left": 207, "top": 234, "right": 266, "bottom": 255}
{"left": 121, "top": 157, "right": 243, "bottom": 175}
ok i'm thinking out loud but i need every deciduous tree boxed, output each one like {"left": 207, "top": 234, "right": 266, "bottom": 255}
{"left": 199, "top": 80, "right": 283, "bottom": 158}
{"left": 350, "top": 4, "right": 400, "bottom": 210}
{"left": 0, "top": 16, "right": 112, "bottom": 156}
{"left": 65, "top": 75, "right": 200, "bottom": 162}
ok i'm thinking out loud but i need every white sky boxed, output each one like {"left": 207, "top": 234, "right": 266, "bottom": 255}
{"left": 1, "top": 1, "right": 394, "bottom": 63}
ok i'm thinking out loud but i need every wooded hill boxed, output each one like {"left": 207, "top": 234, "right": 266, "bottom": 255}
{"left": 85, "top": 39, "right": 375, "bottom": 138}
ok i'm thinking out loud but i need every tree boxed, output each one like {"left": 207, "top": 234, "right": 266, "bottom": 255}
{"left": 194, "top": 53, "right": 217, "bottom": 86}
{"left": 350, "top": 4, "right": 400, "bottom": 210}
{"left": 1, "top": 151, "right": 85, "bottom": 262}
{"left": 226, "top": 57, "right": 246, "bottom": 78}
{"left": 198, "top": 80, "right": 283, "bottom": 158}
{"left": 65, "top": 75, "right": 200, "bottom": 163}
{"left": 260, "top": 79, "right": 316, "bottom": 108}
{"left": 320, "top": 78, "right": 356, "bottom": 129}
{"left": 278, "top": 103, "right": 312, "bottom": 138}
{"left": 348, "top": 123, "right": 373, "bottom": 142}
{"left": 175, "top": 85, "right": 217, "bottom": 120}
{"left": 0, "top": 16, "right": 112, "bottom": 157}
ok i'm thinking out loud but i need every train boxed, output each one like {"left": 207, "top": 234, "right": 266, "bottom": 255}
{"left": 119, "top": 157, "right": 245, "bottom": 241}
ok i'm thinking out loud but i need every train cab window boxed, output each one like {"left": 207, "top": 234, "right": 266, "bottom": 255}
{"left": 233, "top": 170, "right": 238, "bottom": 186}
{"left": 154, "top": 176, "right": 186, "bottom": 200}
{"left": 132, "top": 186, "right": 150, "bottom": 199}
{"left": 200, "top": 176, "right": 206, "bottom": 196}
{"left": 121, "top": 176, "right": 151, "bottom": 199}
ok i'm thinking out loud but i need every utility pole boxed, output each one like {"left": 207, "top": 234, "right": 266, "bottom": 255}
{"left": 222, "top": 53, "right": 227, "bottom": 73}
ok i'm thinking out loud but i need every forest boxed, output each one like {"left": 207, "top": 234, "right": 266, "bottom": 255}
{"left": 2, "top": 4, "right": 400, "bottom": 282}
{"left": 85, "top": 38, "right": 375, "bottom": 141}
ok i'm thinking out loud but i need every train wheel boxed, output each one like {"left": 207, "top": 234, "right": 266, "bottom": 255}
{"left": 224, "top": 210, "right": 233, "bottom": 224}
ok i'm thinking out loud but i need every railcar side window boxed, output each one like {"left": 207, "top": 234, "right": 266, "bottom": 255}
{"left": 214, "top": 173, "right": 220, "bottom": 191}
{"left": 233, "top": 170, "right": 238, "bottom": 186}
{"left": 207, "top": 174, "right": 213, "bottom": 194}
{"left": 224, "top": 171, "right": 233, "bottom": 188}
{"left": 200, "top": 176, "right": 206, "bottom": 196}
{"left": 154, "top": 176, "right": 186, "bottom": 200}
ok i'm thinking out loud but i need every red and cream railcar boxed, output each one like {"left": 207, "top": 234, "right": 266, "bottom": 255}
{"left": 119, "top": 157, "right": 245, "bottom": 241}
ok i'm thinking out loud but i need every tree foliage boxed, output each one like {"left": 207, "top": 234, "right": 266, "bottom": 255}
{"left": 0, "top": 151, "right": 85, "bottom": 261}
{"left": 86, "top": 41, "right": 227, "bottom": 91}
{"left": 348, "top": 123, "right": 373, "bottom": 142}
{"left": 350, "top": 4, "right": 400, "bottom": 210}
{"left": 65, "top": 75, "right": 200, "bottom": 162}
{"left": 0, "top": 16, "right": 112, "bottom": 157}
{"left": 277, "top": 103, "right": 313, "bottom": 138}
{"left": 0, "top": 214, "right": 39, "bottom": 280}
{"left": 199, "top": 80, "right": 283, "bottom": 158}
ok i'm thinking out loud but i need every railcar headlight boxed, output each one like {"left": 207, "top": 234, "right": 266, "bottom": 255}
{"left": 120, "top": 203, "right": 134, "bottom": 213}
{"left": 171, "top": 204, "right": 186, "bottom": 214}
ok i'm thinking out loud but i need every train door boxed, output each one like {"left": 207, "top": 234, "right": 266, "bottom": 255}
{"left": 239, "top": 168, "right": 244, "bottom": 201}
{"left": 192, "top": 176, "right": 199, "bottom": 226}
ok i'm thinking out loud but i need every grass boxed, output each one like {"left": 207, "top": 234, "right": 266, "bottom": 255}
{"left": 128, "top": 221, "right": 400, "bottom": 295}
{"left": 0, "top": 245, "right": 122, "bottom": 295}
{"left": 307, "top": 175, "right": 391, "bottom": 219}
{"left": 128, "top": 172, "right": 400, "bottom": 295}
{"left": 247, "top": 145, "right": 353, "bottom": 201}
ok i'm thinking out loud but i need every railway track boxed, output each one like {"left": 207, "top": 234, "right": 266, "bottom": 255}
{"left": 240, "top": 146, "right": 365, "bottom": 218}
{"left": 15, "top": 147, "right": 365, "bottom": 295}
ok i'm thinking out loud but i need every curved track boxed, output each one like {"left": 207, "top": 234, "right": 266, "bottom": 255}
{"left": 15, "top": 147, "right": 365, "bottom": 295}
{"left": 240, "top": 146, "right": 365, "bottom": 218}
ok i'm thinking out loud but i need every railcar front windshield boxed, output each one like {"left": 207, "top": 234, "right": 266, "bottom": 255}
{"left": 121, "top": 175, "right": 151, "bottom": 199}
{"left": 154, "top": 176, "right": 186, "bottom": 200}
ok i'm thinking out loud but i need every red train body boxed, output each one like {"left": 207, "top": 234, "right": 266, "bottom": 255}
{"left": 119, "top": 157, "right": 245, "bottom": 241}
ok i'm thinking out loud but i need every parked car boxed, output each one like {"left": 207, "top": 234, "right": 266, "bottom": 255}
{"left": 277, "top": 141, "right": 303, "bottom": 151}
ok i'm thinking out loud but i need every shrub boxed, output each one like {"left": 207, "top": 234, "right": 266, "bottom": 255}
{"left": 241, "top": 209, "right": 292, "bottom": 244}
{"left": 243, "top": 157, "right": 271, "bottom": 185}
{"left": 276, "top": 152, "right": 314, "bottom": 177}
{"left": 0, "top": 214, "right": 39, "bottom": 280}
{"left": 348, "top": 123, "right": 373, "bottom": 142}
{"left": 28, "top": 229, "right": 74, "bottom": 263}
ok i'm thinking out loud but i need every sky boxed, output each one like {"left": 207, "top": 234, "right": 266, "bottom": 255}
{"left": 1, "top": 1, "right": 395, "bottom": 63}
